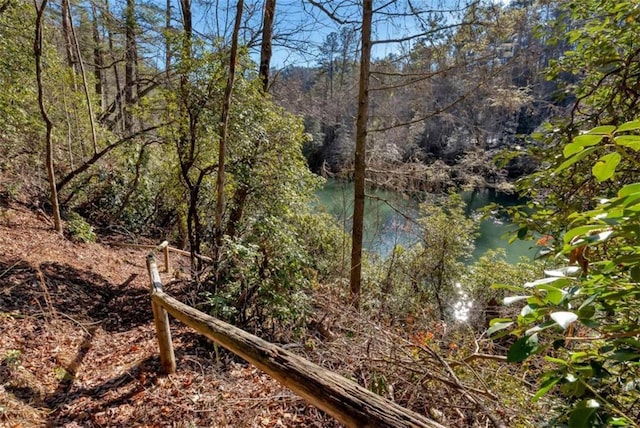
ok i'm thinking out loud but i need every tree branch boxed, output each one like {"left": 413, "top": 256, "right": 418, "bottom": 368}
{"left": 57, "top": 124, "right": 166, "bottom": 192}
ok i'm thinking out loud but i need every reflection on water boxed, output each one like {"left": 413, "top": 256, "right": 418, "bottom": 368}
{"left": 315, "top": 180, "right": 538, "bottom": 264}
{"left": 453, "top": 282, "right": 473, "bottom": 321}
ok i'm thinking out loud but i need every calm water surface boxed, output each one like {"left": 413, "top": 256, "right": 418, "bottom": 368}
{"left": 315, "top": 180, "right": 538, "bottom": 264}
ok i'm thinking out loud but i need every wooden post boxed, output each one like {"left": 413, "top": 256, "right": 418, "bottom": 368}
{"left": 146, "top": 254, "right": 176, "bottom": 374}
{"left": 156, "top": 240, "right": 170, "bottom": 273}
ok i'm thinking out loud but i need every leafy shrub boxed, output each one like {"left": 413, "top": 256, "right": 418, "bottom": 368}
{"left": 496, "top": 120, "right": 640, "bottom": 426}
{"left": 66, "top": 212, "right": 96, "bottom": 243}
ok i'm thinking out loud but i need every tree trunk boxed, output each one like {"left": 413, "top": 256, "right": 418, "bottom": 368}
{"left": 349, "top": 0, "right": 372, "bottom": 308}
{"left": 124, "top": 0, "right": 137, "bottom": 132}
{"left": 34, "top": 0, "right": 62, "bottom": 235}
{"left": 104, "top": 0, "right": 124, "bottom": 133}
{"left": 66, "top": 0, "right": 98, "bottom": 154}
{"left": 214, "top": 0, "right": 243, "bottom": 248}
{"left": 60, "top": 0, "right": 75, "bottom": 70}
{"left": 109, "top": 143, "right": 148, "bottom": 223}
{"left": 259, "top": 0, "right": 275, "bottom": 93}
{"left": 92, "top": 4, "right": 105, "bottom": 112}
{"left": 179, "top": 0, "right": 191, "bottom": 47}
{"left": 165, "top": 0, "right": 172, "bottom": 79}
{"left": 177, "top": 0, "right": 198, "bottom": 270}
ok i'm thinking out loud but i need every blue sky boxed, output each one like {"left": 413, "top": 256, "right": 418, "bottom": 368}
{"left": 107, "top": 0, "right": 512, "bottom": 70}
{"left": 267, "top": 0, "right": 514, "bottom": 68}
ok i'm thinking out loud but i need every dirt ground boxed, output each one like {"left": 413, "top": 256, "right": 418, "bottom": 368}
{"left": 0, "top": 204, "right": 338, "bottom": 427}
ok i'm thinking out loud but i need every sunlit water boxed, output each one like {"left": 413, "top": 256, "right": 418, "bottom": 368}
{"left": 315, "top": 180, "right": 538, "bottom": 263}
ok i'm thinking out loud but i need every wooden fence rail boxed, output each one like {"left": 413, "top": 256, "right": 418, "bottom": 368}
{"left": 145, "top": 254, "right": 446, "bottom": 428}
{"left": 113, "top": 240, "right": 212, "bottom": 273}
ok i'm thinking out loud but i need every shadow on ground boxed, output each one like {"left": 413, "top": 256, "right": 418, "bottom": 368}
{"left": 0, "top": 257, "right": 150, "bottom": 331}
{"left": 0, "top": 256, "right": 173, "bottom": 426}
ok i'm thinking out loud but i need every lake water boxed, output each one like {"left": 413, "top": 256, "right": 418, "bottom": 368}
{"left": 315, "top": 180, "right": 538, "bottom": 264}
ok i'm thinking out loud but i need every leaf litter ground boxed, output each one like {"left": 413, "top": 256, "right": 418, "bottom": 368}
{"left": 0, "top": 204, "right": 337, "bottom": 427}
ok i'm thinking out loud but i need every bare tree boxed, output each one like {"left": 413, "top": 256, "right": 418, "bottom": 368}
{"left": 349, "top": 0, "right": 372, "bottom": 308}
{"left": 124, "top": 0, "right": 137, "bottom": 131}
{"left": 259, "top": 0, "right": 276, "bottom": 92}
{"left": 92, "top": 3, "right": 105, "bottom": 111}
{"left": 34, "top": 0, "right": 62, "bottom": 234}
{"left": 64, "top": 0, "right": 98, "bottom": 153}
{"left": 60, "top": 0, "right": 75, "bottom": 71}
{"left": 215, "top": 0, "right": 244, "bottom": 248}
{"left": 104, "top": 0, "right": 125, "bottom": 132}
{"left": 165, "top": 0, "right": 172, "bottom": 78}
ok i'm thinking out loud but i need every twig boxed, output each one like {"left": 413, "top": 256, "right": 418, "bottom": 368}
{"left": 36, "top": 268, "right": 56, "bottom": 317}
{"left": 0, "top": 260, "right": 22, "bottom": 280}
{"left": 449, "top": 353, "right": 507, "bottom": 367}
{"left": 54, "top": 311, "right": 102, "bottom": 335}
{"left": 406, "top": 337, "right": 506, "bottom": 428}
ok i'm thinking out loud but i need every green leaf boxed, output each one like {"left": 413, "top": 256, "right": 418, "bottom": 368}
{"left": 542, "top": 286, "right": 565, "bottom": 305}
{"left": 564, "top": 134, "right": 604, "bottom": 157}
{"left": 568, "top": 400, "right": 599, "bottom": 428}
{"left": 544, "top": 356, "right": 568, "bottom": 365}
{"left": 556, "top": 147, "right": 597, "bottom": 172}
{"left": 571, "top": 351, "right": 590, "bottom": 362}
{"left": 489, "top": 317, "right": 513, "bottom": 326}
{"left": 527, "top": 295, "right": 546, "bottom": 306}
{"left": 618, "top": 183, "right": 640, "bottom": 197}
{"left": 563, "top": 142, "right": 585, "bottom": 158}
{"left": 517, "top": 227, "right": 528, "bottom": 239}
{"left": 587, "top": 125, "right": 616, "bottom": 135}
{"left": 487, "top": 321, "right": 513, "bottom": 337}
{"left": 564, "top": 225, "right": 608, "bottom": 244}
{"left": 532, "top": 375, "right": 561, "bottom": 402}
{"left": 563, "top": 379, "right": 587, "bottom": 397}
{"left": 615, "top": 135, "right": 640, "bottom": 151}
{"left": 616, "top": 119, "right": 640, "bottom": 132}
{"left": 610, "top": 417, "right": 632, "bottom": 426}
{"left": 592, "top": 152, "right": 621, "bottom": 182}
{"left": 578, "top": 305, "right": 596, "bottom": 319}
{"left": 612, "top": 253, "right": 640, "bottom": 265}
{"left": 507, "top": 334, "right": 539, "bottom": 362}
{"left": 550, "top": 311, "right": 578, "bottom": 329}
{"left": 610, "top": 350, "right": 640, "bottom": 361}
{"left": 589, "top": 360, "right": 608, "bottom": 379}
{"left": 614, "top": 182, "right": 640, "bottom": 197}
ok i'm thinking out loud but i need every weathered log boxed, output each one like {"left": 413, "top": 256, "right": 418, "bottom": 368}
{"left": 151, "top": 289, "right": 446, "bottom": 428}
{"left": 146, "top": 255, "right": 176, "bottom": 374}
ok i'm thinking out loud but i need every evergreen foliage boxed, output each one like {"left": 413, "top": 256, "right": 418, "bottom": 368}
{"left": 493, "top": 1, "right": 640, "bottom": 425}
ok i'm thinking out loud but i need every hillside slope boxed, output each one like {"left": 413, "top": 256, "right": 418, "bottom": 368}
{"left": 0, "top": 204, "right": 336, "bottom": 427}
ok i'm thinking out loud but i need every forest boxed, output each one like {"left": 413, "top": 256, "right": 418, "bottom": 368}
{"left": 1, "top": 0, "right": 639, "bottom": 426}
